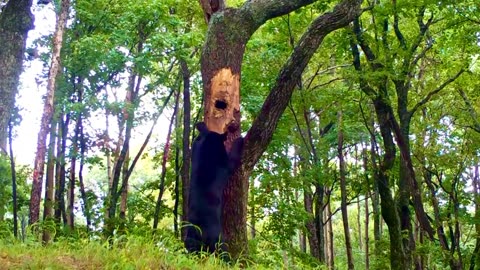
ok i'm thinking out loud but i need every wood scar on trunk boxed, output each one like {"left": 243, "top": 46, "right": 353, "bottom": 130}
{"left": 207, "top": 68, "right": 240, "bottom": 134}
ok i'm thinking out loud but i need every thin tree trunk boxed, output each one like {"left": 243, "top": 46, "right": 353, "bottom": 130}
{"left": 363, "top": 148, "right": 370, "bottom": 270}
{"left": 250, "top": 177, "right": 256, "bottom": 239}
{"left": 327, "top": 192, "right": 335, "bottom": 269}
{"left": 304, "top": 187, "right": 321, "bottom": 259}
{"left": 118, "top": 149, "right": 129, "bottom": 234}
{"left": 78, "top": 113, "right": 91, "bottom": 231}
{"left": 365, "top": 192, "right": 370, "bottom": 270}
{"left": 324, "top": 202, "right": 330, "bottom": 267}
{"left": 8, "top": 119, "right": 18, "bottom": 238}
{"left": 301, "top": 98, "right": 326, "bottom": 263}
{"left": 173, "top": 108, "right": 181, "bottom": 237}
{"left": 338, "top": 110, "right": 354, "bottom": 270}
{"left": 54, "top": 112, "right": 69, "bottom": 226}
{"left": 29, "top": 0, "right": 70, "bottom": 225}
{"left": 180, "top": 60, "right": 191, "bottom": 241}
{"left": 153, "top": 90, "right": 180, "bottom": 229}
{"left": 67, "top": 116, "right": 81, "bottom": 231}
{"left": 42, "top": 117, "right": 57, "bottom": 242}
{"left": 470, "top": 165, "right": 480, "bottom": 270}
{"left": 357, "top": 198, "right": 362, "bottom": 250}
{"left": 105, "top": 73, "right": 141, "bottom": 237}
{"left": 68, "top": 99, "right": 84, "bottom": 231}
{"left": 351, "top": 29, "right": 407, "bottom": 269}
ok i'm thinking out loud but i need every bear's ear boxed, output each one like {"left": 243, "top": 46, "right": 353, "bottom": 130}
{"left": 195, "top": 122, "right": 208, "bottom": 134}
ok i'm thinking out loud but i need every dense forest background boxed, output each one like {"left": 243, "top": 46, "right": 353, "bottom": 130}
{"left": 0, "top": 0, "right": 479, "bottom": 269}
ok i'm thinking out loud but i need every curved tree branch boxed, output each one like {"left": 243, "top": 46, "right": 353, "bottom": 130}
{"left": 240, "top": 0, "right": 318, "bottom": 26}
{"left": 242, "top": 0, "right": 363, "bottom": 174}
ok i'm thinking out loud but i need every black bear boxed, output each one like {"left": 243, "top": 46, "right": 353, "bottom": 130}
{"left": 184, "top": 122, "right": 243, "bottom": 254}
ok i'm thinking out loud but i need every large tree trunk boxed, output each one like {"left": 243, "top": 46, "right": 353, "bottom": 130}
{"left": 29, "top": 0, "right": 70, "bottom": 225}
{"left": 198, "top": 0, "right": 362, "bottom": 258}
{"left": 0, "top": 0, "right": 34, "bottom": 150}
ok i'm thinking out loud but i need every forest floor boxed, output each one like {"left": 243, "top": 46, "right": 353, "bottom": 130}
{"left": 0, "top": 239, "right": 237, "bottom": 270}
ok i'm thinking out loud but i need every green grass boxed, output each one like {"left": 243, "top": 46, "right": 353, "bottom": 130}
{"left": 0, "top": 224, "right": 324, "bottom": 270}
{"left": 0, "top": 236, "right": 242, "bottom": 270}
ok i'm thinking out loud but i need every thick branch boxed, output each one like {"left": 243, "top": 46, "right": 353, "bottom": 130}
{"left": 392, "top": 0, "right": 407, "bottom": 50}
{"left": 240, "top": 0, "right": 317, "bottom": 26}
{"left": 242, "top": 0, "right": 363, "bottom": 173}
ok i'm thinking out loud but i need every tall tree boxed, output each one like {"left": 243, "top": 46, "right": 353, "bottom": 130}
{"left": 0, "top": 0, "right": 34, "bottom": 151}
{"left": 198, "top": 0, "right": 362, "bottom": 258}
{"left": 337, "top": 110, "right": 354, "bottom": 269}
{"left": 29, "top": 0, "right": 71, "bottom": 225}
{"left": 180, "top": 59, "right": 191, "bottom": 240}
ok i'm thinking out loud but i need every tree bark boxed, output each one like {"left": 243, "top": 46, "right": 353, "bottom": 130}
{"left": 42, "top": 116, "right": 57, "bottom": 242}
{"left": 8, "top": 119, "right": 18, "bottom": 238}
{"left": 470, "top": 165, "right": 480, "bottom": 270}
{"left": 173, "top": 103, "right": 181, "bottom": 237}
{"left": 78, "top": 113, "right": 91, "bottom": 231}
{"left": 351, "top": 29, "right": 407, "bottom": 266}
{"left": 67, "top": 116, "right": 80, "bottom": 231}
{"left": 0, "top": 0, "right": 34, "bottom": 150}
{"left": 180, "top": 60, "right": 191, "bottom": 241}
{"left": 304, "top": 187, "right": 321, "bottom": 259}
{"left": 29, "top": 0, "right": 70, "bottom": 225}
{"left": 54, "top": 112, "right": 69, "bottom": 225}
{"left": 153, "top": 90, "right": 180, "bottom": 229}
{"left": 199, "top": 0, "right": 362, "bottom": 258}
{"left": 105, "top": 72, "right": 141, "bottom": 237}
{"left": 326, "top": 189, "right": 335, "bottom": 269}
{"left": 338, "top": 110, "right": 354, "bottom": 270}
{"left": 362, "top": 147, "right": 370, "bottom": 270}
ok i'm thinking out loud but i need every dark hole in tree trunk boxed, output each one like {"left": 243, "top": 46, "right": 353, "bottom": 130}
{"left": 215, "top": 100, "right": 227, "bottom": 110}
